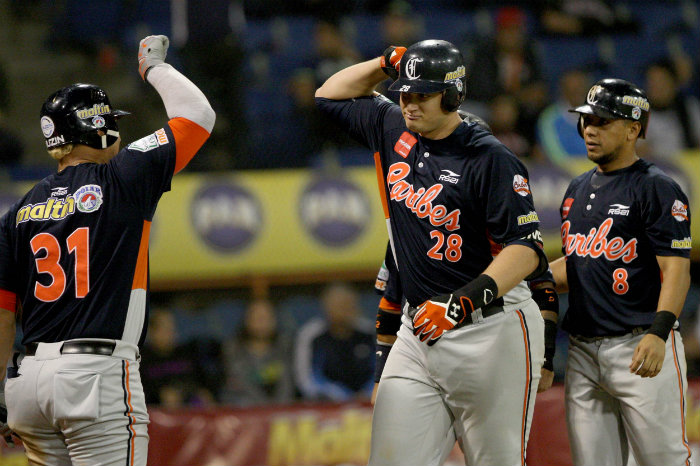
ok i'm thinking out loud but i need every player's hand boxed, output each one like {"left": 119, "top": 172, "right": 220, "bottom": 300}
{"left": 629, "top": 334, "right": 665, "bottom": 378}
{"left": 0, "top": 405, "right": 21, "bottom": 448}
{"left": 380, "top": 46, "right": 406, "bottom": 81}
{"left": 412, "top": 294, "right": 466, "bottom": 345}
{"left": 538, "top": 368, "right": 554, "bottom": 393}
{"left": 138, "top": 35, "right": 169, "bottom": 81}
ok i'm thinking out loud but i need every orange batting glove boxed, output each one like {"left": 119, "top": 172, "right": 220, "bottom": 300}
{"left": 380, "top": 46, "right": 406, "bottom": 81}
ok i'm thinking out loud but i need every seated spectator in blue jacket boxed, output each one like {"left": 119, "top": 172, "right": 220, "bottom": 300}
{"left": 294, "top": 282, "right": 375, "bottom": 401}
{"left": 537, "top": 67, "right": 591, "bottom": 166}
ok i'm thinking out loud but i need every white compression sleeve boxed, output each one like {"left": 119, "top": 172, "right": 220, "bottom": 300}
{"left": 146, "top": 63, "right": 216, "bottom": 133}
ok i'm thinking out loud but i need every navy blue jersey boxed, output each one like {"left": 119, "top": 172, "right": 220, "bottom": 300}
{"left": 559, "top": 159, "right": 692, "bottom": 337}
{"left": 317, "top": 95, "right": 542, "bottom": 306}
{"left": 0, "top": 126, "right": 176, "bottom": 346}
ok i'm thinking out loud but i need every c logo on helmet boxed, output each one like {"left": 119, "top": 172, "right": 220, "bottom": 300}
{"left": 405, "top": 58, "right": 423, "bottom": 80}
{"left": 587, "top": 85, "right": 603, "bottom": 105}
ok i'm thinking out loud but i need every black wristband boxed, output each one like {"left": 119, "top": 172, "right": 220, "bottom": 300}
{"left": 543, "top": 319, "right": 557, "bottom": 371}
{"left": 646, "top": 310, "right": 677, "bottom": 341}
{"left": 376, "top": 307, "right": 402, "bottom": 336}
{"left": 374, "top": 342, "right": 392, "bottom": 383}
{"left": 532, "top": 287, "right": 559, "bottom": 315}
{"left": 454, "top": 274, "right": 499, "bottom": 312}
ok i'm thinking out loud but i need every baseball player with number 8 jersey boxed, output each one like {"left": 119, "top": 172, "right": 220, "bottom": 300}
{"left": 316, "top": 39, "right": 549, "bottom": 466}
{"left": 0, "top": 35, "right": 215, "bottom": 465}
{"left": 551, "top": 78, "right": 693, "bottom": 466}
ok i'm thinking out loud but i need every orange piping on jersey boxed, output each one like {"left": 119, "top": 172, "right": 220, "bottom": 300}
{"left": 0, "top": 289, "right": 16, "bottom": 313}
{"left": 168, "top": 117, "right": 211, "bottom": 175}
{"left": 125, "top": 360, "right": 136, "bottom": 466}
{"left": 486, "top": 230, "right": 504, "bottom": 256}
{"left": 131, "top": 221, "right": 151, "bottom": 290}
{"left": 670, "top": 332, "right": 692, "bottom": 465}
{"left": 373, "top": 152, "right": 390, "bottom": 219}
{"left": 379, "top": 297, "right": 401, "bottom": 312}
{"left": 516, "top": 310, "right": 532, "bottom": 466}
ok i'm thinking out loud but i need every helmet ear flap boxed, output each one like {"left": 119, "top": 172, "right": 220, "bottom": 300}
{"left": 440, "top": 78, "right": 466, "bottom": 112}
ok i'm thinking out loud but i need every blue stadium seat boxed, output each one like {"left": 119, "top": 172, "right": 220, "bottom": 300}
{"left": 536, "top": 37, "right": 601, "bottom": 94}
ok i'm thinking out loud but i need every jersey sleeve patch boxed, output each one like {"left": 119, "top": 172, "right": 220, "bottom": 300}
{"left": 127, "top": 128, "right": 169, "bottom": 153}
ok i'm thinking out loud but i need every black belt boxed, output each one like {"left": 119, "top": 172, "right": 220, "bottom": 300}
{"left": 573, "top": 326, "right": 648, "bottom": 343}
{"left": 25, "top": 340, "right": 117, "bottom": 356}
{"left": 456, "top": 304, "right": 505, "bottom": 329}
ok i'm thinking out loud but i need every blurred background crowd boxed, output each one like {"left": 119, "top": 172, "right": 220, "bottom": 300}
{"left": 0, "top": 0, "right": 698, "bottom": 409}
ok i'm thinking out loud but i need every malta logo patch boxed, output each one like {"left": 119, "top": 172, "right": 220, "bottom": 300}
{"left": 74, "top": 185, "right": 103, "bottom": 213}
{"left": 513, "top": 175, "right": 530, "bottom": 196}
{"left": 562, "top": 197, "right": 574, "bottom": 219}
{"left": 671, "top": 200, "right": 688, "bottom": 222}
{"left": 128, "top": 128, "right": 170, "bottom": 153}
{"left": 394, "top": 132, "right": 417, "bottom": 158}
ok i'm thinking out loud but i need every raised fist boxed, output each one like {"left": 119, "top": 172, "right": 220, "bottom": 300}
{"left": 380, "top": 46, "right": 406, "bottom": 81}
{"left": 138, "top": 35, "right": 169, "bottom": 81}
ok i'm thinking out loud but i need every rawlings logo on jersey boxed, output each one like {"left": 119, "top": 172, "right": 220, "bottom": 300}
{"left": 16, "top": 197, "right": 76, "bottom": 225}
{"left": 608, "top": 204, "right": 630, "bottom": 216}
{"left": 128, "top": 128, "right": 170, "bottom": 152}
{"left": 513, "top": 175, "right": 530, "bottom": 196}
{"left": 438, "top": 169, "right": 460, "bottom": 184}
{"left": 74, "top": 185, "right": 103, "bottom": 213}
{"left": 671, "top": 200, "right": 688, "bottom": 222}
{"left": 561, "top": 218, "right": 638, "bottom": 264}
{"left": 387, "top": 162, "right": 460, "bottom": 231}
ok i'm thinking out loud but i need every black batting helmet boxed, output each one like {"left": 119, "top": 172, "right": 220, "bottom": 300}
{"left": 570, "top": 78, "right": 650, "bottom": 138}
{"left": 40, "top": 83, "right": 130, "bottom": 150}
{"left": 388, "top": 39, "right": 466, "bottom": 112}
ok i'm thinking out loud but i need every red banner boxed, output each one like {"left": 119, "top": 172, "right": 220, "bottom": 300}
{"left": 1, "top": 381, "right": 698, "bottom": 465}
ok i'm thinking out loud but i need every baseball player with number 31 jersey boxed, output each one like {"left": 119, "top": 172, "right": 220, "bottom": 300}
{"left": 316, "top": 39, "right": 549, "bottom": 466}
{"left": 0, "top": 35, "right": 214, "bottom": 465}
{"left": 551, "top": 78, "right": 693, "bottom": 466}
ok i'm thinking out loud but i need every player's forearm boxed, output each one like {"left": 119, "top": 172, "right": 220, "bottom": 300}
{"left": 0, "top": 310, "right": 15, "bottom": 382}
{"left": 656, "top": 256, "right": 691, "bottom": 317}
{"left": 549, "top": 257, "right": 568, "bottom": 293}
{"left": 147, "top": 64, "right": 216, "bottom": 133}
{"left": 316, "top": 57, "right": 388, "bottom": 100}
{"left": 483, "top": 244, "right": 539, "bottom": 298}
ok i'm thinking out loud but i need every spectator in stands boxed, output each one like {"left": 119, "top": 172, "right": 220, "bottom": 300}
{"left": 0, "top": 61, "right": 24, "bottom": 168}
{"left": 536, "top": 67, "right": 591, "bottom": 166}
{"left": 176, "top": 0, "right": 247, "bottom": 171}
{"left": 639, "top": 59, "right": 700, "bottom": 160}
{"left": 682, "top": 305, "right": 700, "bottom": 379}
{"left": 463, "top": 6, "right": 548, "bottom": 144}
{"left": 294, "top": 282, "right": 375, "bottom": 401}
{"left": 379, "top": 0, "right": 423, "bottom": 49}
{"left": 310, "top": 19, "right": 362, "bottom": 87}
{"left": 488, "top": 94, "right": 532, "bottom": 159}
{"left": 140, "top": 308, "right": 223, "bottom": 408}
{"left": 220, "top": 298, "right": 296, "bottom": 406}
{"left": 536, "top": 0, "right": 638, "bottom": 36}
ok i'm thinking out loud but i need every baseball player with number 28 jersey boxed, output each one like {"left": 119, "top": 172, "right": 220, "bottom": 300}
{"left": 551, "top": 79, "right": 693, "bottom": 466}
{"left": 0, "top": 35, "right": 214, "bottom": 465}
{"left": 317, "top": 39, "right": 549, "bottom": 466}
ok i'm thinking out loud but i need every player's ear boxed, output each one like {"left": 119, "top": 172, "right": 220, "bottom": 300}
{"left": 627, "top": 121, "right": 642, "bottom": 141}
